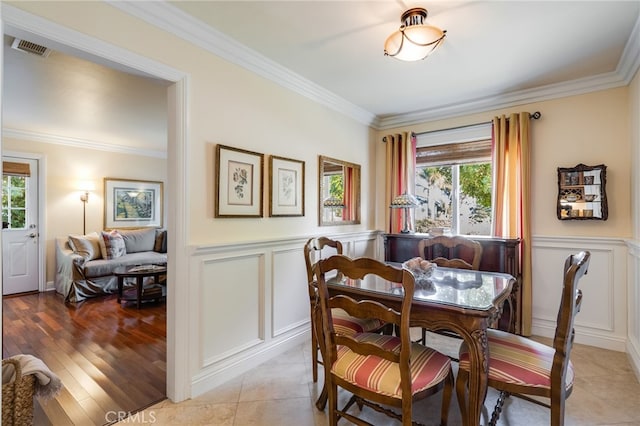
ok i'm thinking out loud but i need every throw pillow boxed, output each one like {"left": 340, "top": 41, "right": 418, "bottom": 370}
{"left": 99, "top": 230, "right": 126, "bottom": 260}
{"left": 154, "top": 229, "right": 167, "bottom": 253}
{"left": 68, "top": 232, "right": 101, "bottom": 261}
{"left": 118, "top": 228, "right": 156, "bottom": 253}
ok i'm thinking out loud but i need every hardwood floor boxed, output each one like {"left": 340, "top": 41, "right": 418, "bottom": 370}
{"left": 2, "top": 291, "right": 166, "bottom": 425}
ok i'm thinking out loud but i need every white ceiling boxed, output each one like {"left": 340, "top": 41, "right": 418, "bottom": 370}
{"left": 2, "top": 1, "right": 639, "bottom": 151}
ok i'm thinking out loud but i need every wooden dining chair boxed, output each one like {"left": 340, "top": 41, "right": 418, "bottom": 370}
{"left": 303, "top": 237, "right": 387, "bottom": 384}
{"left": 456, "top": 251, "right": 590, "bottom": 426}
{"left": 417, "top": 235, "right": 483, "bottom": 344}
{"left": 417, "top": 235, "right": 483, "bottom": 270}
{"left": 316, "top": 254, "right": 454, "bottom": 426}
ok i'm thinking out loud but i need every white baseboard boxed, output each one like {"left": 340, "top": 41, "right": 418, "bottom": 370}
{"left": 628, "top": 336, "right": 640, "bottom": 382}
{"left": 532, "top": 322, "right": 627, "bottom": 352}
{"left": 189, "top": 328, "right": 310, "bottom": 399}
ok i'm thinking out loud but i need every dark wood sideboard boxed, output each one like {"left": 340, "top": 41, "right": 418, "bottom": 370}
{"left": 382, "top": 233, "right": 522, "bottom": 334}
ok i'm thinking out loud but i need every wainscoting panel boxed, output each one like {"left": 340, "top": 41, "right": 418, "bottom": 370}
{"left": 351, "top": 235, "right": 377, "bottom": 259}
{"left": 532, "top": 236, "right": 628, "bottom": 351}
{"left": 628, "top": 240, "right": 640, "bottom": 380}
{"left": 272, "top": 245, "right": 309, "bottom": 337}
{"left": 188, "top": 231, "right": 378, "bottom": 397}
{"left": 199, "top": 253, "right": 265, "bottom": 366}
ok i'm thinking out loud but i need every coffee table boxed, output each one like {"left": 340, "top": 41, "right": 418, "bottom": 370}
{"left": 114, "top": 264, "right": 167, "bottom": 309}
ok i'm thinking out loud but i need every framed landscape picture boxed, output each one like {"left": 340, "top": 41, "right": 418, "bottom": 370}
{"left": 269, "top": 155, "right": 304, "bottom": 217}
{"left": 104, "top": 178, "right": 163, "bottom": 228}
{"left": 215, "top": 144, "right": 264, "bottom": 218}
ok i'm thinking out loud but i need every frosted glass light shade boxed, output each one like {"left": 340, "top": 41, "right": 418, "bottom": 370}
{"left": 384, "top": 7, "right": 446, "bottom": 61}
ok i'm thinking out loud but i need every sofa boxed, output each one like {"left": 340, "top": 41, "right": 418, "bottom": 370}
{"left": 55, "top": 228, "right": 167, "bottom": 303}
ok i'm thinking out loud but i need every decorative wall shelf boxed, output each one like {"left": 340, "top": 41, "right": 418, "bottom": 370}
{"left": 557, "top": 164, "right": 607, "bottom": 220}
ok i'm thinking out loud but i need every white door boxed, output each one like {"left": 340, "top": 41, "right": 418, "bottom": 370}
{"left": 2, "top": 157, "right": 40, "bottom": 295}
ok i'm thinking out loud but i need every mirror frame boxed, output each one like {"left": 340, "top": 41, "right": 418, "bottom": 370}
{"left": 557, "top": 163, "right": 608, "bottom": 220}
{"left": 318, "top": 156, "right": 361, "bottom": 226}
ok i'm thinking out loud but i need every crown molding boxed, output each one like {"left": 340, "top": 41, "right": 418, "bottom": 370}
{"left": 375, "top": 70, "right": 630, "bottom": 129}
{"left": 7, "top": 2, "right": 637, "bottom": 132}
{"left": 1, "top": 3, "right": 185, "bottom": 83}
{"left": 3, "top": 128, "right": 167, "bottom": 159}
{"left": 106, "top": 0, "right": 377, "bottom": 127}
{"left": 111, "top": 1, "right": 639, "bottom": 131}
{"left": 617, "top": 13, "right": 640, "bottom": 85}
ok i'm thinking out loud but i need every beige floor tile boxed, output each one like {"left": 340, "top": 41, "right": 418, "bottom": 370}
{"left": 233, "top": 398, "right": 316, "bottom": 426}
{"left": 239, "top": 360, "right": 310, "bottom": 402}
{"left": 117, "top": 338, "right": 640, "bottom": 426}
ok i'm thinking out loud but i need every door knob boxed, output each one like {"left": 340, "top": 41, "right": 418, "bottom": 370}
{"left": 28, "top": 233, "right": 37, "bottom": 238}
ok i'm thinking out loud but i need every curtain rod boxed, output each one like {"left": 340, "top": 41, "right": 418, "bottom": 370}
{"left": 382, "top": 111, "right": 542, "bottom": 141}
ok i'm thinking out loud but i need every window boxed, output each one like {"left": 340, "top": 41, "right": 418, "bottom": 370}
{"left": 2, "top": 175, "right": 28, "bottom": 229}
{"left": 414, "top": 124, "right": 493, "bottom": 236}
{"left": 2, "top": 161, "right": 31, "bottom": 230}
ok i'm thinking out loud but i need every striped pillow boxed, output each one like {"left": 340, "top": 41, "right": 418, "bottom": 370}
{"left": 331, "top": 333, "right": 451, "bottom": 399}
{"left": 459, "top": 329, "right": 574, "bottom": 390}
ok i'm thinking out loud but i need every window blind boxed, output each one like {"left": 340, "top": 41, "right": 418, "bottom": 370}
{"left": 3, "top": 161, "right": 31, "bottom": 177}
{"left": 416, "top": 139, "right": 491, "bottom": 166}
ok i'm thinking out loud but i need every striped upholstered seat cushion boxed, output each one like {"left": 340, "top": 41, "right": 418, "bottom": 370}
{"left": 459, "top": 329, "right": 574, "bottom": 390}
{"left": 331, "top": 333, "right": 451, "bottom": 399}
{"left": 331, "top": 308, "right": 385, "bottom": 336}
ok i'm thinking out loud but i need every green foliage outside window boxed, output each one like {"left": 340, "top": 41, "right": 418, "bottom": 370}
{"left": 2, "top": 175, "right": 27, "bottom": 229}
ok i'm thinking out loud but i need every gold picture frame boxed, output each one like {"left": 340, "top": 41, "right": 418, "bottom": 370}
{"left": 269, "top": 155, "right": 305, "bottom": 217}
{"left": 215, "top": 144, "right": 264, "bottom": 218}
{"left": 104, "top": 178, "right": 163, "bottom": 229}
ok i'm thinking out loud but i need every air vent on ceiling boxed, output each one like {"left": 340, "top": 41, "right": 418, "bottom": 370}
{"left": 11, "top": 38, "right": 51, "bottom": 57}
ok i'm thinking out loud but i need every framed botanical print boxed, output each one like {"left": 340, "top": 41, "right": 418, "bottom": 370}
{"left": 269, "top": 155, "right": 305, "bottom": 217}
{"left": 104, "top": 178, "right": 163, "bottom": 228}
{"left": 215, "top": 144, "right": 264, "bottom": 218}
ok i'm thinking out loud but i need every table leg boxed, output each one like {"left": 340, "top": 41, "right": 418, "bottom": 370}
{"left": 460, "top": 327, "right": 489, "bottom": 426}
{"left": 136, "top": 276, "right": 143, "bottom": 309}
{"left": 117, "top": 276, "right": 124, "bottom": 303}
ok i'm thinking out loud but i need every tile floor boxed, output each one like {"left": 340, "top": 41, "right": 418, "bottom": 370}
{"left": 117, "top": 333, "right": 640, "bottom": 425}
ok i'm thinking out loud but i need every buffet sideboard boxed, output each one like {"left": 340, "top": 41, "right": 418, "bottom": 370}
{"left": 382, "top": 233, "right": 522, "bottom": 334}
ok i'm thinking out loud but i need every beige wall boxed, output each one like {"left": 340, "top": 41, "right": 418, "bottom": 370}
{"left": 375, "top": 87, "right": 632, "bottom": 238}
{"left": 630, "top": 67, "right": 639, "bottom": 243}
{"left": 8, "top": 2, "right": 374, "bottom": 247}
{"left": 3, "top": 138, "right": 167, "bottom": 282}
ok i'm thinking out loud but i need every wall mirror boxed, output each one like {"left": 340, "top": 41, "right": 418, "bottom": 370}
{"left": 318, "top": 156, "right": 361, "bottom": 226}
{"left": 557, "top": 163, "right": 608, "bottom": 220}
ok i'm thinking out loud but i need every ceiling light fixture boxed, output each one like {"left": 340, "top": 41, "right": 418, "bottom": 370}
{"left": 384, "top": 7, "right": 446, "bottom": 62}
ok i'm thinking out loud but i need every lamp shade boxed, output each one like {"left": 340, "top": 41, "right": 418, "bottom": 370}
{"left": 323, "top": 196, "right": 345, "bottom": 208}
{"left": 384, "top": 7, "right": 446, "bottom": 62}
{"left": 389, "top": 192, "right": 419, "bottom": 208}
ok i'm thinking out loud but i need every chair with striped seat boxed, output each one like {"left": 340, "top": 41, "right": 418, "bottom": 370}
{"left": 316, "top": 254, "right": 454, "bottom": 426}
{"left": 304, "top": 237, "right": 387, "bottom": 384}
{"left": 456, "top": 251, "right": 590, "bottom": 426}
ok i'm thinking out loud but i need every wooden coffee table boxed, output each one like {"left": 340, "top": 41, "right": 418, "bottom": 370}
{"left": 114, "top": 264, "right": 167, "bottom": 309}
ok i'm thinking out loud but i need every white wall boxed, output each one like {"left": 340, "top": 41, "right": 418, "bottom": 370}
{"left": 627, "top": 67, "right": 640, "bottom": 379}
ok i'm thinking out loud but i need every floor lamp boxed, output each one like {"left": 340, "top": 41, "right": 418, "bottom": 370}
{"left": 80, "top": 191, "right": 89, "bottom": 235}
{"left": 389, "top": 192, "right": 419, "bottom": 233}
{"left": 78, "top": 181, "right": 94, "bottom": 235}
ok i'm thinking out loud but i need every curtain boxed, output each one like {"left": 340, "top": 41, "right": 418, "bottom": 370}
{"left": 343, "top": 167, "right": 353, "bottom": 221}
{"left": 384, "top": 133, "right": 416, "bottom": 233}
{"left": 492, "top": 112, "right": 532, "bottom": 335}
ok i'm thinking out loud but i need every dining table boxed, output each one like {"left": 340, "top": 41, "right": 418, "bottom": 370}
{"left": 316, "top": 262, "right": 515, "bottom": 426}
